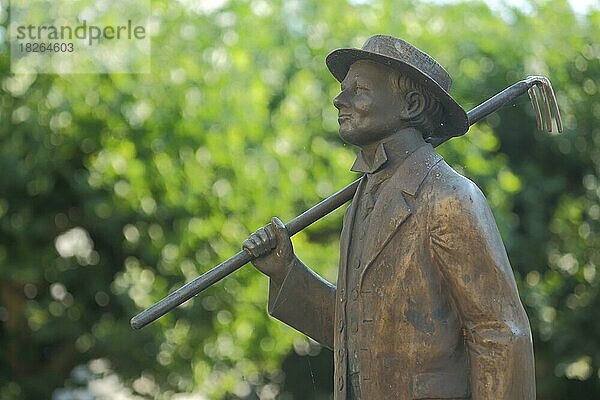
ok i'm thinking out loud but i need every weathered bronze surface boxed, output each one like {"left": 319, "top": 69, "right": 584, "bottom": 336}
{"left": 243, "top": 35, "right": 536, "bottom": 399}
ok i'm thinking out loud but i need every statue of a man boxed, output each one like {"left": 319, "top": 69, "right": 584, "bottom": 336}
{"left": 243, "top": 35, "right": 535, "bottom": 399}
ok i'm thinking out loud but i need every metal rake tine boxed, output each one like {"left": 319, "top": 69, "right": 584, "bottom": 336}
{"left": 535, "top": 82, "right": 553, "bottom": 132}
{"left": 527, "top": 86, "right": 543, "bottom": 131}
{"left": 527, "top": 75, "right": 564, "bottom": 133}
{"left": 541, "top": 78, "right": 564, "bottom": 133}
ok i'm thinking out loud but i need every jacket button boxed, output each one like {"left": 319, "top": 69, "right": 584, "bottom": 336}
{"left": 338, "top": 376, "right": 344, "bottom": 391}
{"left": 351, "top": 289, "right": 359, "bottom": 300}
{"left": 339, "top": 320, "right": 344, "bottom": 332}
{"left": 354, "top": 260, "right": 361, "bottom": 269}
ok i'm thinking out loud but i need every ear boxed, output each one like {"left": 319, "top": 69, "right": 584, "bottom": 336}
{"left": 402, "top": 90, "right": 426, "bottom": 120}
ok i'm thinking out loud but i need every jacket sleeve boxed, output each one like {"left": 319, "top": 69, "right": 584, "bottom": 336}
{"left": 429, "top": 181, "right": 536, "bottom": 400}
{"left": 267, "top": 257, "right": 336, "bottom": 349}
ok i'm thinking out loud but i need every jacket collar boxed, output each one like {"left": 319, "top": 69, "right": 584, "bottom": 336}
{"left": 393, "top": 143, "right": 442, "bottom": 197}
{"left": 350, "top": 141, "right": 388, "bottom": 174}
{"left": 358, "top": 143, "right": 442, "bottom": 276}
{"left": 349, "top": 130, "right": 441, "bottom": 189}
{"left": 340, "top": 141, "right": 444, "bottom": 278}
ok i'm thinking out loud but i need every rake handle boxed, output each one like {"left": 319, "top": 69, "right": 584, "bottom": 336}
{"left": 467, "top": 79, "right": 533, "bottom": 126}
{"left": 131, "top": 76, "right": 557, "bottom": 330}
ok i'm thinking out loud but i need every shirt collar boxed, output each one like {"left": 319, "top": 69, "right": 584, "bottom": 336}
{"left": 350, "top": 132, "right": 419, "bottom": 175}
{"left": 350, "top": 142, "right": 388, "bottom": 174}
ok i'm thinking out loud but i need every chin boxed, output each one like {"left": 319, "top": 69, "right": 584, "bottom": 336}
{"left": 339, "top": 126, "right": 367, "bottom": 146}
{"left": 338, "top": 129, "right": 362, "bottom": 146}
{"left": 339, "top": 127, "right": 385, "bottom": 148}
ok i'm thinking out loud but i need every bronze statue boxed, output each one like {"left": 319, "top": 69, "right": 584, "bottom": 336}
{"left": 132, "top": 33, "right": 564, "bottom": 400}
{"left": 242, "top": 35, "right": 536, "bottom": 399}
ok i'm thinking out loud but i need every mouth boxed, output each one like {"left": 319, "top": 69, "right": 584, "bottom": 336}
{"left": 338, "top": 114, "right": 352, "bottom": 122}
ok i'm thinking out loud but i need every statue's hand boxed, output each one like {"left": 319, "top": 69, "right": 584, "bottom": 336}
{"left": 243, "top": 217, "right": 295, "bottom": 285}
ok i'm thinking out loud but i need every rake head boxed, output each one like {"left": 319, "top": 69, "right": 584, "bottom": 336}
{"left": 525, "top": 75, "right": 563, "bottom": 133}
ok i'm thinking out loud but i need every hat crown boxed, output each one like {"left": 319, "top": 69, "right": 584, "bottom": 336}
{"left": 361, "top": 35, "right": 452, "bottom": 91}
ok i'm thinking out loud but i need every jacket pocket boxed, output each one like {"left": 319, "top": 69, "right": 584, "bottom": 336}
{"left": 411, "top": 371, "right": 469, "bottom": 399}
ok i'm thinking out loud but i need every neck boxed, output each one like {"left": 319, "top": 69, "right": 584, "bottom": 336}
{"left": 361, "top": 127, "right": 427, "bottom": 167}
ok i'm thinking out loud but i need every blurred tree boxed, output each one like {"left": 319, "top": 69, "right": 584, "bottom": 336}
{"left": 0, "top": 0, "right": 599, "bottom": 399}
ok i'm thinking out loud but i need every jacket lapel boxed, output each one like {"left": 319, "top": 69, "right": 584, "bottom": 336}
{"left": 360, "top": 145, "right": 443, "bottom": 279}
{"left": 335, "top": 175, "right": 365, "bottom": 400}
{"left": 360, "top": 176, "right": 412, "bottom": 273}
{"left": 339, "top": 175, "right": 366, "bottom": 280}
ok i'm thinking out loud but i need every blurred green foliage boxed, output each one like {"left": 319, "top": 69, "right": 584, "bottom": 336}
{"left": 0, "top": 0, "right": 599, "bottom": 398}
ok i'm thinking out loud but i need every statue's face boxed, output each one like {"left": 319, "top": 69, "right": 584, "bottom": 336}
{"left": 333, "top": 60, "right": 404, "bottom": 147}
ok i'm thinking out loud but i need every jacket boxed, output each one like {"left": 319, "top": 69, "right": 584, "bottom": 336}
{"left": 267, "top": 144, "right": 535, "bottom": 399}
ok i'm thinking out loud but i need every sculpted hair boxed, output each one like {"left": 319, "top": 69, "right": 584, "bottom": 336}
{"left": 389, "top": 71, "right": 444, "bottom": 142}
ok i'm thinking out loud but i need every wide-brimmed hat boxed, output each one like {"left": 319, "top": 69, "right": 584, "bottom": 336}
{"left": 326, "top": 35, "right": 468, "bottom": 146}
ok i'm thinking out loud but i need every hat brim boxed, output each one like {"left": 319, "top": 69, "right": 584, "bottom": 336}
{"left": 326, "top": 48, "right": 469, "bottom": 146}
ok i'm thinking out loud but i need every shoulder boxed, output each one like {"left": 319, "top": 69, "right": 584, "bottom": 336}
{"left": 424, "top": 160, "right": 491, "bottom": 221}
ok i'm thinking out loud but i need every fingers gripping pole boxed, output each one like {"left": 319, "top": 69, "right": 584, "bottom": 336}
{"left": 130, "top": 178, "right": 361, "bottom": 330}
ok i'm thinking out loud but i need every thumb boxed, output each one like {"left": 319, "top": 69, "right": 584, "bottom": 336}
{"left": 270, "top": 217, "right": 291, "bottom": 245}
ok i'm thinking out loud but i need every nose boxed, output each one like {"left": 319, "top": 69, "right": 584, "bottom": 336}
{"left": 333, "top": 89, "right": 348, "bottom": 110}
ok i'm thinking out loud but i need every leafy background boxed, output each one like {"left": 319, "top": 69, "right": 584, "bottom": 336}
{"left": 1, "top": 0, "right": 599, "bottom": 398}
